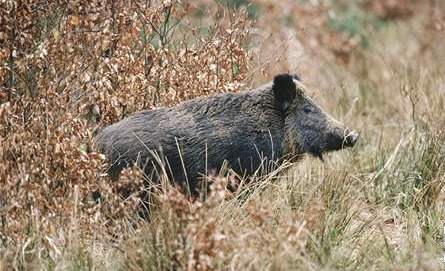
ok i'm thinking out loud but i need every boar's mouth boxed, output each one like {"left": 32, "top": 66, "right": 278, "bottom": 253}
{"left": 307, "top": 130, "right": 359, "bottom": 161}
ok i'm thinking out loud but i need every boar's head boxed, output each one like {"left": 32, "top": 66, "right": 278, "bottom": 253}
{"left": 273, "top": 74, "right": 359, "bottom": 160}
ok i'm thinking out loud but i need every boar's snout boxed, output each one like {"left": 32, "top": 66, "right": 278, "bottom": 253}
{"left": 326, "top": 128, "right": 359, "bottom": 151}
{"left": 344, "top": 130, "right": 359, "bottom": 148}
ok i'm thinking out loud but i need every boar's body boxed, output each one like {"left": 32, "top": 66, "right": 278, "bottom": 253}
{"left": 95, "top": 74, "right": 358, "bottom": 193}
{"left": 96, "top": 85, "right": 285, "bottom": 191}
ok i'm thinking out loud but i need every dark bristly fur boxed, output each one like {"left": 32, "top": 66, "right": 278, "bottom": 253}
{"left": 95, "top": 74, "right": 358, "bottom": 193}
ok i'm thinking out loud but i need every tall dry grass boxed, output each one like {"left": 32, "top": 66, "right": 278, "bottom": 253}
{"left": 1, "top": 0, "right": 445, "bottom": 270}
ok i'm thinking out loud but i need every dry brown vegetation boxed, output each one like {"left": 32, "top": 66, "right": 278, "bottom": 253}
{"left": 1, "top": 0, "right": 445, "bottom": 270}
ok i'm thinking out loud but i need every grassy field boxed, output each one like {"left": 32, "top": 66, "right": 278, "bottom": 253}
{"left": 1, "top": 0, "right": 445, "bottom": 270}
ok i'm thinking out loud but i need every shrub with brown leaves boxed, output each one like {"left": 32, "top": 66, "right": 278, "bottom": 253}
{"left": 0, "top": 0, "right": 250, "bottom": 248}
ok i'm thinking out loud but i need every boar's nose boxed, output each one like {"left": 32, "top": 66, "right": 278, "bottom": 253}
{"left": 344, "top": 130, "right": 359, "bottom": 147}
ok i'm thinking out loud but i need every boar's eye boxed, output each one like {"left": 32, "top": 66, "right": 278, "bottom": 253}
{"left": 303, "top": 104, "right": 312, "bottom": 114}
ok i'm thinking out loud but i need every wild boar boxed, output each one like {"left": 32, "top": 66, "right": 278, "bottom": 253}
{"left": 95, "top": 74, "right": 358, "bottom": 193}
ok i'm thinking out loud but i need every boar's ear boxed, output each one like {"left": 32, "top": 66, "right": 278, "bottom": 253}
{"left": 292, "top": 73, "right": 301, "bottom": 82}
{"left": 273, "top": 74, "right": 297, "bottom": 112}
